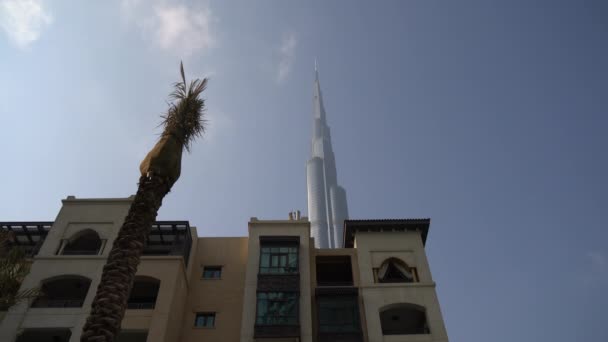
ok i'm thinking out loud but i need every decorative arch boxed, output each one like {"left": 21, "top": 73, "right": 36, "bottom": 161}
{"left": 379, "top": 303, "right": 429, "bottom": 335}
{"left": 31, "top": 275, "right": 92, "bottom": 308}
{"left": 61, "top": 229, "right": 102, "bottom": 255}
{"left": 377, "top": 257, "right": 416, "bottom": 283}
{"left": 127, "top": 276, "right": 161, "bottom": 309}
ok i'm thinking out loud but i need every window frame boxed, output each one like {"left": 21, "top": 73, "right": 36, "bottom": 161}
{"left": 201, "top": 266, "right": 223, "bottom": 280}
{"left": 194, "top": 312, "right": 216, "bottom": 328}
{"left": 373, "top": 258, "right": 419, "bottom": 283}
{"left": 258, "top": 246, "right": 299, "bottom": 275}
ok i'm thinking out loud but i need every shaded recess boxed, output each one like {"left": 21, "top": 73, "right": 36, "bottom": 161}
{"left": 31, "top": 275, "right": 91, "bottom": 308}
{"left": 380, "top": 303, "right": 429, "bottom": 335}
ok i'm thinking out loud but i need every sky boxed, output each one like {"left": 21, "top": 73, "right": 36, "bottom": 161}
{"left": 1, "top": 0, "right": 607, "bottom": 341}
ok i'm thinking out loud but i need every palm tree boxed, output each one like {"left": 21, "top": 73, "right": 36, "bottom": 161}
{"left": 80, "top": 63, "right": 207, "bottom": 342}
{"left": 0, "top": 230, "right": 39, "bottom": 312}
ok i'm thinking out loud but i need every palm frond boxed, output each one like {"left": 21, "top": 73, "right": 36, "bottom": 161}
{"left": 160, "top": 61, "right": 208, "bottom": 152}
{"left": 0, "top": 230, "right": 38, "bottom": 310}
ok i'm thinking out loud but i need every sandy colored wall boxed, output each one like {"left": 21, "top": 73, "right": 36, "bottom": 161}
{"left": 0, "top": 197, "right": 194, "bottom": 342}
{"left": 354, "top": 231, "right": 448, "bottom": 342}
{"left": 121, "top": 258, "right": 190, "bottom": 342}
{"left": 0, "top": 197, "right": 132, "bottom": 342}
{"left": 180, "top": 237, "right": 248, "bottom": 342}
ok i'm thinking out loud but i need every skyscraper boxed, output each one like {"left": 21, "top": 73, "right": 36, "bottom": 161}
{"left": 306, "top": 65, "right": 349, "bottom": 248}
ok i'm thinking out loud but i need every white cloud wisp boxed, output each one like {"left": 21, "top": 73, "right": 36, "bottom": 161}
{"left": 0, "top": 0, "right": 52, "bottom": 48}
{"left": 121, "top": 0, "right": 215, "bottom": 57}
{"left": 583, "top": 250, "right": 608, "bottom": 287}
{"left": 277, "top": 32, "right": 296, "bottom": 83}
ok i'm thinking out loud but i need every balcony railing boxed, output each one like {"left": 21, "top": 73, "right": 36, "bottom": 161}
{"left": 142, "top": 221, "right": 193, "bottom": 265}
{"left": 317, "top": 280, "right": 354, "bottom": 287}
{"left": 30, "top": 298, "right": 84, "bottom": 308}
{"left": 60, "top": 249, "right": 100, "bottom": 255}
{"left": 127, "top": 302, "right": 156, "bottom": 310}
{"left": 318, "top": 332, "right": 363, "bottom": 342}
{"left": 254, "top": 325, "right": 300, "bottom": 338}
{"left": 1, "top": 222, "right": 51, "bottom": 257}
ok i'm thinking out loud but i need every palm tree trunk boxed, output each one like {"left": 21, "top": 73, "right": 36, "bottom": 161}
{"left": 80, "top": 174, "right": 170, "bottom": 342}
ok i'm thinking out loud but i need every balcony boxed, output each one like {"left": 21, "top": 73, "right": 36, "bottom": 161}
{"left": 142, "top": 221, "right": 193, "bottom": 265}
{"left": 31, "top": 275, "right": 91, "bottom": 308}
{"left": 16, "top": 328, "right": 71, "bottom": 342}
{"left": 316, "top": 256, "right": 353, "bottom": 287}
{"left": 0, "top": 222, "right": 51, "bottom": 257}
{"left": 117, "top": 331, "right": 148, "bottom": 342}
{"left": 126, "top": 276, "right": 160, "bottom": 310}
{"left": 1, "top": 221, "right": 192, "bottom": 264}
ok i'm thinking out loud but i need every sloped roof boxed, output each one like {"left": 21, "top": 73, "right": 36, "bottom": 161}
{"left": 343, "top": 218, "right": 430, "bottom": 248}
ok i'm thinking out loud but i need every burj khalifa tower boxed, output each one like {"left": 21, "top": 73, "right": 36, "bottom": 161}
{"left": 306, "top": 65, "right": 349, "bottom": 248}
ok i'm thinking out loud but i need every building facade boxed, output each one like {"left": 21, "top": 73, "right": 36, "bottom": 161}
{"left": 1, "top": 196, "right": 448, "bottom": 342}
{"left": 306, "top": 68, "right": 349, "bottom": 248}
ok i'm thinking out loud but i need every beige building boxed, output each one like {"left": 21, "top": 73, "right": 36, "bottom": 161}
{"left": 1, "top": 196, "right": 448, "bottom": 342}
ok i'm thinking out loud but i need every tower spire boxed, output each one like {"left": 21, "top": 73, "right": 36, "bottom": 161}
{"left": 306, "top": 62, "right": 349, "bottom": 248}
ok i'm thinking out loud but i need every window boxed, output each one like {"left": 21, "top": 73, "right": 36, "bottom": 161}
{"left": 194, "top": 312, "right": 216, "bottom": 328}
{"left": 380, "top": 304, "right": 429, "bottom": 335}
{"left": 256, "top": 292, "right": 298, "bottom": 325}
{"left": 202, "top": 266, "right": 222, "bottom": 279}
{"left": 259, "top": 246, "right": 298, "bottom": 274}
{"left": 318, "top": 296, "right": 360, "bottom": 333}
{"left": 376, "top": 258, "right": 417, "bottom": 283}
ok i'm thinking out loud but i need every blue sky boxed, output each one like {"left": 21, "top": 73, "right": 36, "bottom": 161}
{"left": 1, "top": 0, "right": 607, "bottom": 341}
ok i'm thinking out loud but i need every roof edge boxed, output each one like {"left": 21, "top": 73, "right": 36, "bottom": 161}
{"left": 343, "top": 218, "right": 431, "bottom": 248}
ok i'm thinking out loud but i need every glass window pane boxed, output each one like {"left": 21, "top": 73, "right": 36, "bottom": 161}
{"left": 260, "top": 253, "right": 269, "bottom": 267}
{"left": 256, "top": 292, "right": 298, "bottom": 326}
{"left": 288, "top": 253, "right": 297, "bottom": 267}
{"left": 271, "top": 255, "right": 279, "bottom": 267}
{"left": 194, "top": 313, "right": 215, "bottom": 327}
{"left": 148, "top": 234, "right": 161, "bottom": 242}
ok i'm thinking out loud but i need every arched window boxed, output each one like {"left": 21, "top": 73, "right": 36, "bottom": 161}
{"left": 61, "top": 229, "right": 102, "bottom": 255}
{"left": 31, "top": 275, "right": 91, "bottom": 308}
{"left": 377, "top": 258, "right": 416, "bottom": 283}
{"left": 127, "top": 276, "right": 160, "bottom": 309}
{"left": 380, "top": 303, "right": 429, "bottom": 335}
